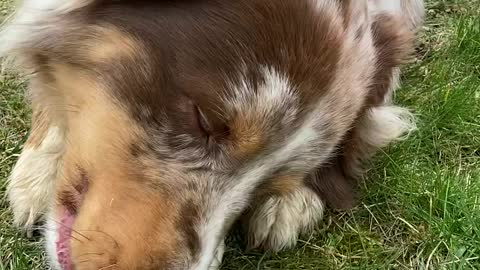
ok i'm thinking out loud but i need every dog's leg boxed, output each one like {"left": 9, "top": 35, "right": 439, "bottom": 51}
{"left": 7, "top": 102, "right": 65, "bottom": 233}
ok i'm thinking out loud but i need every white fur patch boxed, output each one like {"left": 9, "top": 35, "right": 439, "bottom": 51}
{"left": 247, "top": 187, "right": 325, "bottom": 251}
{"left": 383, "top": 68, "right": 401, "bottom": 104}
{"left": 224, "top": 66, "right": 298, "bottom": 126}
{"left": 369, "top": 0, "right": 402, "bottom": 14}
{"left": 17, "top": 0, "right": 92, "bottom": 11}
{"left": 401, "top": 0, "right": 425, "bottom": 31}
{"left": 0, "top": 0, "right": 93, "bottom": 60}
{"left": 7, "top": 126, "right": 64, "bottom": 229}
{"left": 44, "top": 218, "right": 61, "bottom": 270}
{"left": 207, "top": 240, "right": 225, "bottom": 270}
{"left": 360, "top": 105, "right": 417, "bottom": 148}
{"left": 368, "top": 0, "right": 425, "bottom": 31}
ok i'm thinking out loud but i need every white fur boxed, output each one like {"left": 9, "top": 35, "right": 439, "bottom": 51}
{"left": 0, "top": 0, "right": 93, "bottom": 59}
{"left": 360, "top": 105, "right": 417, "bottom": 148}
{"left": 13, "top": 0, "right": 92, "bottom": 12}
{"left": 224, "top": 66, "right": 298, "bottom": 127}
{"left": 401, "top": 0, "right": 425, "bottom": 31}
{"left": 369, "top": 0, "right": 402, "bottom": 13}
{"left": 44, "top": 218, "right": 61, "bottom": 270}
{"left": 368, "top": 0, "right": 425, "bottom": 31}
{"left": 247, "top": 187, "right": 325, "bottom": 251}
{"left": 208, "top": 240, "right": 225, "bottom": 270}
{"left": 383, "top": 68, "right": 401, "bottom": 104}
{"left": 7, "top": 126, "right": 64, "bottom": 230}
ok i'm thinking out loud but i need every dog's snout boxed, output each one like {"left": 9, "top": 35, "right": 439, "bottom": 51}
{"left": 70, "top": 231, "right": 119, "bottom": 270}
{"left": 58, "top": 173, "right": 189, "bottom": 270}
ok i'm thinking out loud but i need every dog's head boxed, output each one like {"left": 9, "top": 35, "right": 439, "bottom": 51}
{"left": 1, "top": 0, "right": 419, "bottom": 269}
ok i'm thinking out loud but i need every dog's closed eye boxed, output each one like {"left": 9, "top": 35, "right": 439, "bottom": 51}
{"left": 195, "top": 105, "right": 212, "bottom": 139}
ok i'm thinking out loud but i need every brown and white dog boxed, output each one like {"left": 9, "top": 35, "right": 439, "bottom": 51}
{"left": 1, "top": 0, "right": 423, "bottom": 269}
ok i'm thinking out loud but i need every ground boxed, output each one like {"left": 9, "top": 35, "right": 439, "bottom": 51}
{"left": 1, "top": 0, "right": 479, "bottom": 269}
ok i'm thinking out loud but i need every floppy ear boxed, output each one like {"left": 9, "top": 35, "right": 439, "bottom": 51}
{"left": 0, "top": 0, "right": 97, "bottom": 67}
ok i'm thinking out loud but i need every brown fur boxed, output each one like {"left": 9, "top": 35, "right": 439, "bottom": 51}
{"left": 256, "top": 175, "right": 304, "bottom": 197}
{"left": 367, "top": 14, "right": 414, "bottom": 107}
{"left": 228, "top": 118, "right": 265, "bottom": 161}
{"left": 3, "top": 0, "right": 421, "bottom": 268}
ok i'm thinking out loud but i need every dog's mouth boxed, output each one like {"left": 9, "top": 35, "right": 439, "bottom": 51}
{"left": 56, "top": 207, "right": 75, "bottom": 270}
{"left": 56, "top": 174, "right": 89, "bottom": 270}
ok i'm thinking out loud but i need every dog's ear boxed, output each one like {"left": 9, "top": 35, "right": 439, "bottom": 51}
{"left": 0, "top": 0, "right": 95, "bottom": 69}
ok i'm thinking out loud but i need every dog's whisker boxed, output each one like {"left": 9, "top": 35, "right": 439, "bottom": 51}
{"left": 35, "top": 217, "right": 89, "bottom": 242}
{"left": 74, "top": 252, "right": 105, "bottom": 260}
{"left": 70, "top": 234, "right": 85, "bottom": 243}
{"left": 99, "top": 263, "right": 118, "bottom": 269}
{"left": 76, "top": 259, "right": 92, "bottom": 265}
{"left": 78, "top": 230, "right": 117, "bottom": 244}
{"left": 50, "top": 219, "right": 91, "bottom": 241}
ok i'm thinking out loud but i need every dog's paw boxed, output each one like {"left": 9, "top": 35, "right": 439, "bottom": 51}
{"left": 8, "top": 151, "right": 58, "bottom": 232}
{"left": 208, "top": 239, "right": 225, "bottom": 270}
{"left": 8, "top": 128, "right": 63, "bottom": 232}
{"left": 245, "top": 187, "right": 325, "bottom": 251}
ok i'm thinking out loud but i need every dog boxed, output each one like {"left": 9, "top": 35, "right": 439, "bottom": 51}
{"left": 1, "top": 0, "right": 424, "bottom": 269}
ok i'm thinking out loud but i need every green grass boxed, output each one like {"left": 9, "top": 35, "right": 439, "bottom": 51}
{"left": 1, "top": 0, "right": 479, "bottom": 269}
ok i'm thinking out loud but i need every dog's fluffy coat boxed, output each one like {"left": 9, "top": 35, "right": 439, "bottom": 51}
{"left": 1, "top": 0, "right": 423, "bottom": 269}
